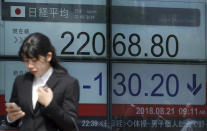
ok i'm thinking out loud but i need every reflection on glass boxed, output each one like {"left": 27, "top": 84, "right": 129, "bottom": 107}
{"left": 112, "top": 63, "right": 207, "bottom": 130}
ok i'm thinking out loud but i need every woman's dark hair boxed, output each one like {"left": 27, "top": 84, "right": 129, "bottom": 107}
{"left": 18, "top": 32, "right": 67, "bottom": 73}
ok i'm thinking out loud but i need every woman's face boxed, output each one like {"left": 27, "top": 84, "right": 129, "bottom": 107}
{"left": 23, "top": 52, "right": 52, "bottom": 77}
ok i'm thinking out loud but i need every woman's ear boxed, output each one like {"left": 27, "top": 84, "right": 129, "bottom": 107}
{"left": 46, "top": 52, "right": 53, "bottom": 62}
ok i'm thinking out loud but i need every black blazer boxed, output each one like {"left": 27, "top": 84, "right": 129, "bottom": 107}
{"left": 7, "top": 70, "right": 80, "bottom": 131}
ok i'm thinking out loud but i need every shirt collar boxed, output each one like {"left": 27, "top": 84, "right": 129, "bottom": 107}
{"left": 35, "top": 67, "right": 53, "bottom": 85}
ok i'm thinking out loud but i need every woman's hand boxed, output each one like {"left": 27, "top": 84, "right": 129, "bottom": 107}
{"left": 6, "top": 107, "right": 25, "bottom": 122}
{"left": 37, "top": 86, "right": 53, "bottom": 107}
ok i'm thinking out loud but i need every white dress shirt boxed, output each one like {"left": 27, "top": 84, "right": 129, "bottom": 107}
{"left": 32, "top": 67, "right": 53, "bottom": 109}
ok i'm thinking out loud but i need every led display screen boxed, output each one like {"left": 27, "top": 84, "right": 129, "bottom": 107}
{"left": 1, "top": 0, "right": 207, "bottom": 130}
{"left": 111, "top": 0, "right": 206, "bottom": 60}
